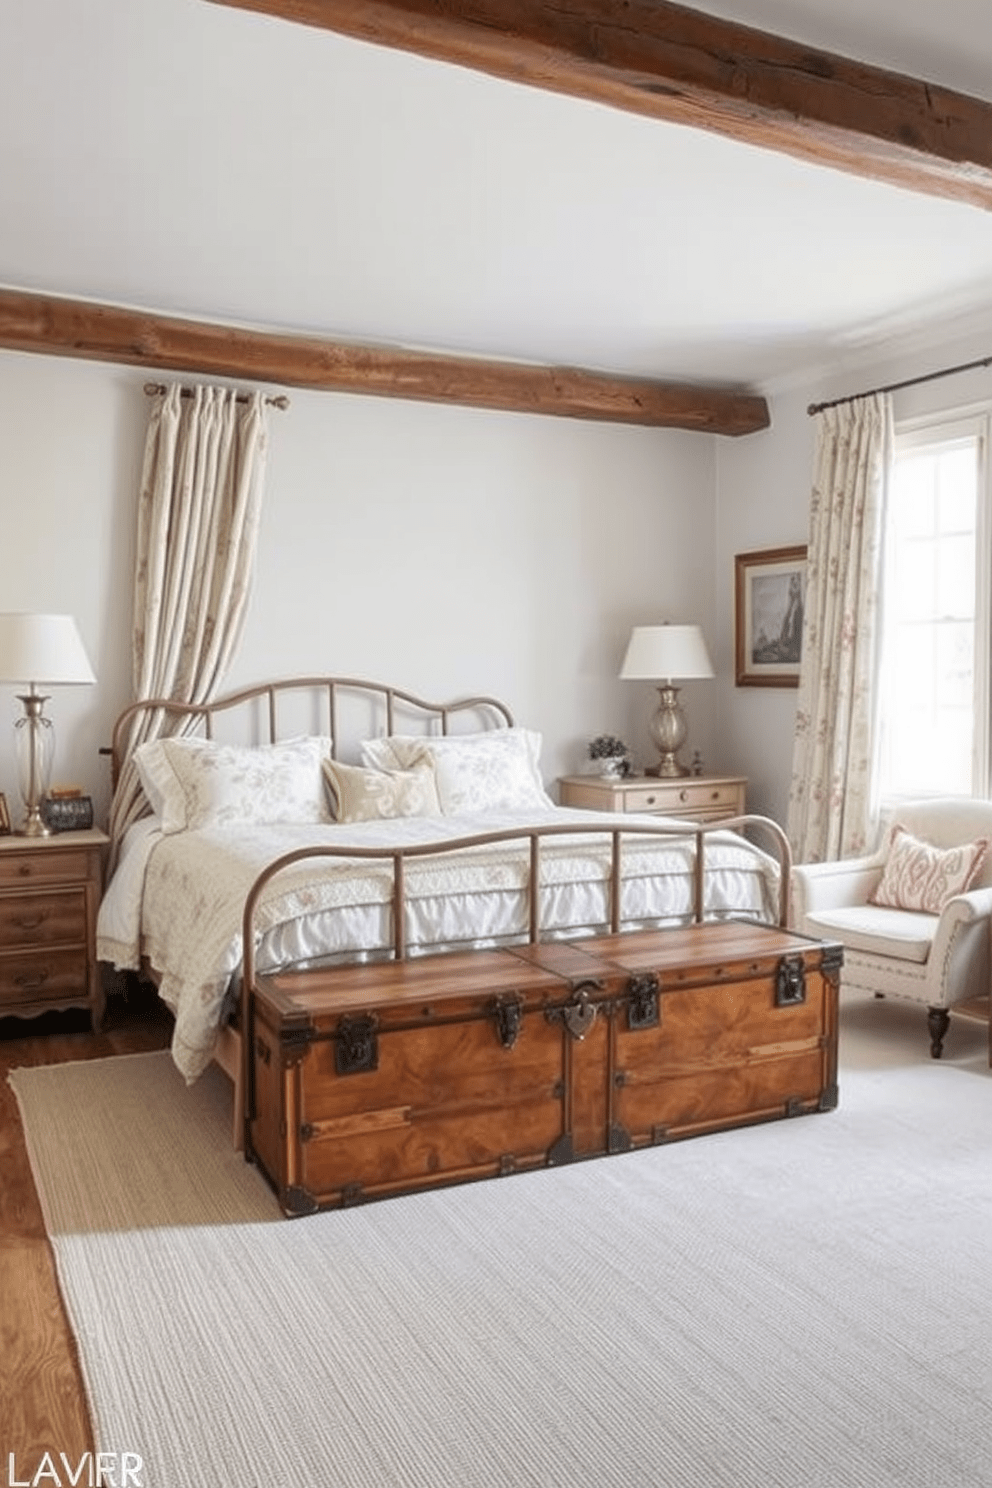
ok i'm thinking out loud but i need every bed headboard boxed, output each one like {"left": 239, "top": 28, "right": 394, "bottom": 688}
{"left": 109, "top": 675, "right": 515, "bottom": 789}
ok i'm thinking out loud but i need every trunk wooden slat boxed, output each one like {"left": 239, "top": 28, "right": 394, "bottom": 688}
{"left": 247, "top": 921, "right": 841, "bottom": 1216}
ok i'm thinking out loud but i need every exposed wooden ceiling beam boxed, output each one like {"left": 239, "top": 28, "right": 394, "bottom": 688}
{"left": 208, "top": 0, "right": 992, "bottom": 211}
{"left": 0, "top": 290, "right": 769, "bottom": 435}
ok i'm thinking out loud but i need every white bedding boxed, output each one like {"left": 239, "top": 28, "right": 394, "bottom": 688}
{"left": 97, "top": 807, "right": 779, "bottom": 1084}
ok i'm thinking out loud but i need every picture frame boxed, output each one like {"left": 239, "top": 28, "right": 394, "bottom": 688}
{"left": 735, "top": 545, "right": 808, "bottom": 687}
{"left": 0, "top": 793, "right": 10, "bottom": 835}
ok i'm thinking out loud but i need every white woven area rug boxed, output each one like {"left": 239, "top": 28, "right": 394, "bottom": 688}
{"left": 10, "top": 994, "right": 992, "bottom": 1488}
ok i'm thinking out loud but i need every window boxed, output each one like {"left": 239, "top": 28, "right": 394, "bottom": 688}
{"left": 876, "top": 413, "right": 990, "bottom": 802}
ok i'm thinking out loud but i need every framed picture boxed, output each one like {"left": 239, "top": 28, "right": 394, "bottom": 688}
{"left": 0, "top": 793, "right": 10, "bottom": 835}
{"left": 735, "top": 545, "right": 807, "bottom": 687}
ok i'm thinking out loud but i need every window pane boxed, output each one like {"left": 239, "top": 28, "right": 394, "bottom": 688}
{"left": 879, "top": 428, "right": 981, "bottom": 801}
{"left": 937, "top": 447, "right": 977, "bottom": 530}
{"left": 937, "top": 535, "right": 975, "bottom": 617}
{"left": 895, "top": 455, "right": 935, "bottom": 535}
{"left": 935, "top": 622, "right": 974, "bottom": 709}
{"left": 891, "top": 542, "right": 934, "bottom": 620}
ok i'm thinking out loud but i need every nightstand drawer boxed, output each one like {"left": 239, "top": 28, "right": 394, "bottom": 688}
{"left": 0, "top": 949, "right": 89, "bottom": 1008}
{"left": 650, "top": 781, "right": 744, "bottom": 815}
{"left": 558, "top": 774, "right": 746, "bottom": 823}
{"left": 0, "top": 888, "right": 87, "bottom": 949}
{"left": 0, "top": 848, "right": 93, "bottom": 887}
{"left": 620, "top": 784, "right": 671, "bottom": 812}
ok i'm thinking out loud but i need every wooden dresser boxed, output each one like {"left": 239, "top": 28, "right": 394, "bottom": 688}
{"left": 558, "top": 773, "right": 746, "bottom": 823}
{"left": 0, "top": 829, "right": 109, "bottom": 1030}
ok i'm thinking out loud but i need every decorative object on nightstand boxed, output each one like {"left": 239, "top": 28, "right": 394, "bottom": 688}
{"left": 620, "top": 623, "right": 714, "bottom": 778}
{"left": 587, "top": 735, "right": 630, "bottom": 778}
{"left": 43, "top": 787, "right": 95, "bottom": 834}
{"left": 0, "top": 829, "right": 109, "bottom": 1029}
{"left": 0, "top": 614, "right": 96, "bottom": 837}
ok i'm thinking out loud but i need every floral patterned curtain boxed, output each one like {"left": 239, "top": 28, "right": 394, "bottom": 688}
{"left": 108, "top": 383, "right": 270, "bottom": 856}
{"left": 787, "top": 392, "right": 893, "bottom": 863}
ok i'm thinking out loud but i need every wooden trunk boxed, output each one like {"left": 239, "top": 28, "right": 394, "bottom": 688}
{"left": 246, "top": 921, "right": 841, "bottom": 1216}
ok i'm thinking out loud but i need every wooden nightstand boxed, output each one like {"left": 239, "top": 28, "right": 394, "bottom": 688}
{"left": 558, "top": 773, "right": 747, "bottom": 823}
{"left": 0, "top": 829, "right": 109, "bottom": 1030}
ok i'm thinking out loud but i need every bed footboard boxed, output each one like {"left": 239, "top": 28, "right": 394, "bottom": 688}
{"left": 240, "top": 814, "right": 791, "bottom": 989}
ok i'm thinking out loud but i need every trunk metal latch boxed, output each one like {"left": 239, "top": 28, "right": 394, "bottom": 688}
{"left": 775, "top": 955, "right": 807, "bottom": 1007}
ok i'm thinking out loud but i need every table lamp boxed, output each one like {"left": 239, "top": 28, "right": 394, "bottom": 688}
{"left": 620, "top": 623, "right": 713, "bottom": 777}
{"left": 0, "top": 614, "right": 96, "bottom": 835}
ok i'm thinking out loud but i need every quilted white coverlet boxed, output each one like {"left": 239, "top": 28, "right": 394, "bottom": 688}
{"left": 97, "top": 807, "right": 778, "bottom": 1083}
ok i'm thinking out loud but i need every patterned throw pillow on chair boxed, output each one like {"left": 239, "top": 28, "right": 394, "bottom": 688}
{"left": 870, "top": 825, "right": 988, "bottom": 915}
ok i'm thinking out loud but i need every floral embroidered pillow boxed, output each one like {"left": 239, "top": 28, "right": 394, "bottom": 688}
{"left": 870, "top": 825, "right": 988, "bottom": 914}
{"left": 323, "top": 759, "right": 440, "bottom": 823}
{"left": 361, "top": 729, "right": 554, "bottom": 815}
{"left": 135, "top": 735, "right": 333, "bottom": 834}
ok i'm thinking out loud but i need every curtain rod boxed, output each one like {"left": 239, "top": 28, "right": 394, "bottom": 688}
{"left": 807, "top": 352, "right": 992, "bottom": 417}
{"left": 143, "top": 380, "right": 290, "bottom": 410}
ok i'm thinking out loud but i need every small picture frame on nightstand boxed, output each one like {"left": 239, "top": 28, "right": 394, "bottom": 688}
{"left": 0, "top": 794, "right": 10, "bottom": 835}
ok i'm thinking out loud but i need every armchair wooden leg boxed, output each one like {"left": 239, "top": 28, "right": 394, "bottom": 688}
{"left": 927, "top": 1006, "right": 950, "bottom": 1059}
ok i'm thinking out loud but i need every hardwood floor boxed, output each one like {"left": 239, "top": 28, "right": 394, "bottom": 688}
{"left": 0, "top": 984, "right": 173, "bottom": 1474}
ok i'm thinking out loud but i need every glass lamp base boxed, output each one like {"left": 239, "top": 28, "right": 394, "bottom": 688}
{"left": 15, "top": 693, "right": 54, "bottom": 837}
{"left": 647, "top": 684, "right": 691, "bottom": 778}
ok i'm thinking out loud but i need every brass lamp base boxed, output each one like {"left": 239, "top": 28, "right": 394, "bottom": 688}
{"left": 16, "top": 806, "right": 51, "bottom": 838}
{"left": 646, "top": 757, "right": 690, "bottom": 778}
{"left": 647, "top": 683, "right": 691, "bottom": 778}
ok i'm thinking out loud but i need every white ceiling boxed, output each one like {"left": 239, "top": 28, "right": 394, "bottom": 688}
{"left": 4, "top": 0, "right": 992, "bottom": 393}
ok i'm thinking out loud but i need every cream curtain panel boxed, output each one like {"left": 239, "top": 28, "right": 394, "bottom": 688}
{"left": 108, "top": 383, "right": 270, "bottom": 853}
{"left": 786, "top": 392, "right": 893, "bottom": 863}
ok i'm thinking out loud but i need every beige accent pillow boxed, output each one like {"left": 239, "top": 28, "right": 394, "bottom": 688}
{"left": 870, "top": 825, "right": 988, "bottom": 914}
{"left": 323, "top": 759, "right": 441, "bottom": 823}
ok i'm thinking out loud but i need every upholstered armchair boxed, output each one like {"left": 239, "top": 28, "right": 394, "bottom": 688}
{"left": 791, "top": 798, "right": 992, "bottom": 1058}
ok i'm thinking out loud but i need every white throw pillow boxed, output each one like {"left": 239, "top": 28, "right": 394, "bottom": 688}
{"left": 323, "top": 759, "right": 441, "bottom": 823}
{"left": 134, "top": 735, "right": 333, "bottom": 834}
{"left": 361, "top": 729, "right": 554, "bottom": 815}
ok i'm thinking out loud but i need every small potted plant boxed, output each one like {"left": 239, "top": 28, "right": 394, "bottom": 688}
{"left": 588, "top": 734, "right": 630, "bottom": 778}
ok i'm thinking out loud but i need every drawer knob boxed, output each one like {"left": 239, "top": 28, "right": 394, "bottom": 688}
{"left": 646, "top": 795, "right": 656, "bottom": 806}
{"left": 679, "top": 789, "right": 688, "bottom": 802}
{"left": 16, "top": 915, "right": 46, "bottom": 930}
{"left": 14, "top": 970, "right": 49, "bottom": 990}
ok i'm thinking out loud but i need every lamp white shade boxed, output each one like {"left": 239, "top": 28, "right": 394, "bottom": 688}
{"left": 620, "top": 624, "right": 713, "bottom": 683}
{"left": 0, "top": 614, "right": 96, "bottom": 688}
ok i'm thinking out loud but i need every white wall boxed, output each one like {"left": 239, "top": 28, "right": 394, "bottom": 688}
{"left": 0, "top": 352, "right": 145, "bottom": 828}
{"left": 0, "top": 349, "right": 719, "bottom": 826}
{"left": 715, "top": 317, "right": 992, "bottom": 828}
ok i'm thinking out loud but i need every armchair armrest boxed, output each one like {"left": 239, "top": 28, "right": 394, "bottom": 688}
{"left": 790, "top": 854, "right": 884, "bottom": 924}
{"left": 930, "top": 885, "right": 992, "bottom": 958}
{"left": 930, "top": 885, "right": 992, "bottom": 1007}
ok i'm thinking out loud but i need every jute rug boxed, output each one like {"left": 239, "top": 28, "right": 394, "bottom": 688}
{"left": 10, "top": 996, "right": 992, "bottom": 1488}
